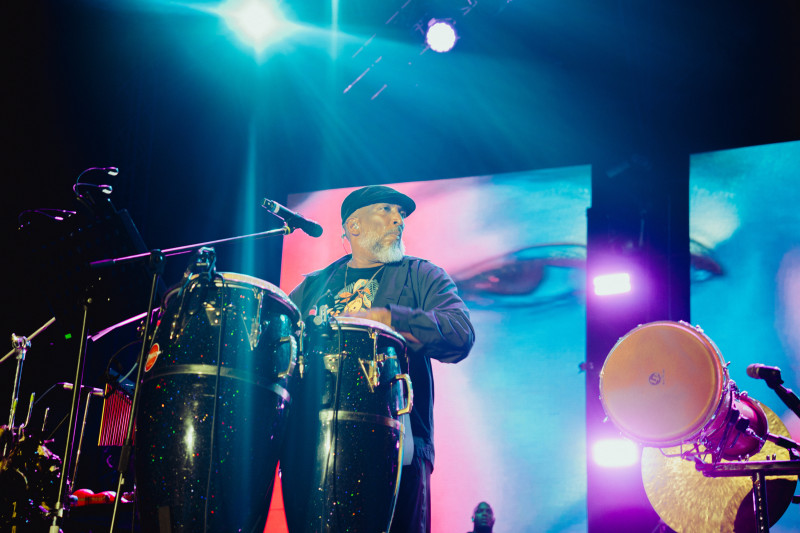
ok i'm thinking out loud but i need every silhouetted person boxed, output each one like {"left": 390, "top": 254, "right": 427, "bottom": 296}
{"left": 469, "top": 502, "right": 495, "bottom": 533}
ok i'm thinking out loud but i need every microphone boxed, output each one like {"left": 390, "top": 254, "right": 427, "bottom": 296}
{"left": 75, "top": 183, "right": 113, "bottom": 195}
{"left": 261, "top": 198, "right": 323, "bottom": 238}
{"left": 76, "top": 166, "right": 119, "bottom": 181}
{"left": 747, "top": 364, "right": 784, "bottom": 383}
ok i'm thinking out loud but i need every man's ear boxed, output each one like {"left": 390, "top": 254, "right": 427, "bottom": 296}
{"left": 347, "top": 218, "right": 360, "bottom": 235}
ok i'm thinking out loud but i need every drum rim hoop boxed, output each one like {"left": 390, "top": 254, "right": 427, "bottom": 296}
{"left": 164, "top": 271, "right": 300, "bottom": 320}
{"left": 328, "top": 316, "right": 406, "bottom": 345}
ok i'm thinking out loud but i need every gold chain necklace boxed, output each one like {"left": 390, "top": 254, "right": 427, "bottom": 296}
{"left": 344, "top": 263, "right": 385, "bottom": 289}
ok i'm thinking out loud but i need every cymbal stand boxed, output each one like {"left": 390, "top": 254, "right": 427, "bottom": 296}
{"left": 6, "top": 335, "right": 30, "bottom": 430}
{"left": 2, "top": 317, "right": 57, "bottom": 431}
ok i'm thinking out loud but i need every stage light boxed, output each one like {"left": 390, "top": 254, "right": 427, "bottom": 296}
{"left": 592, "top": 438, "right": 639, "bottom": 468}
{"left": 217, "top": 0, "right": 290, "bottom": 54}
{"left": 593, "top": 272, "right": 632, "bottom": 296}
{"left": 425, "top": 19, "right": 457, "bottom": 53}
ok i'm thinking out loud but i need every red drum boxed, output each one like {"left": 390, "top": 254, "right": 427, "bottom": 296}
{"left": 599, "top": 321, "right": 767, "bottom": 459}
{"left": 135, "top": 272, "right": 301, "bottom": 532}
{"left": 281, "top": 316, "right": 412, "bottom": 533}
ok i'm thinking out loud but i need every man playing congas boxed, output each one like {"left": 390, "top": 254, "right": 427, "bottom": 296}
{"left": 286, "top": 185, "right": 475, "bottom": 533}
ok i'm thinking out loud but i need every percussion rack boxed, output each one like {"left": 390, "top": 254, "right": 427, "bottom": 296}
{"left": 697, "top": 459, "right": 800, "bottom": 532}
{"left": 697, "top": 376, "right": 800, "bottom": 532}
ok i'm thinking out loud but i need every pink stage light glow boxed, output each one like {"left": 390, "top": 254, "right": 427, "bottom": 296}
{"left": 593, "top": 272, "right": 631, "bottom": 296}
{"left": 592, "top": 438, "right": 639, "bottom": 468}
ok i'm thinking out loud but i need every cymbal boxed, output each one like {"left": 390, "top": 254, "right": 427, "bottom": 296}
{"left": 641, "top": 400, "right": 798, "bottom": 533}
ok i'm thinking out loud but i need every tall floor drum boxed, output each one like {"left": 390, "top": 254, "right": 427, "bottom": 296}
{"left": 135, "top": 272, "right": 301, "bottom": 532}
{"left": 281, "top": 316, "right": 412, "bottom": 533}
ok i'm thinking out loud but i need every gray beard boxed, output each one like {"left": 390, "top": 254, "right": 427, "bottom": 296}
{"left": 360, "top": 230, "right": 405, "bottom": 263}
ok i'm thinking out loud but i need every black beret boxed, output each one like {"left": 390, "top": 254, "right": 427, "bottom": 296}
{"left": 340, "top": 185, "right": 416, "bottom": 224}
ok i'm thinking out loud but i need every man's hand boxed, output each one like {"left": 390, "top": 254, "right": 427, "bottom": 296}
{"left": 342, "top": 307, "right": 421, "bottom": 344}
{"left": 343, "top": 307, "right": 392, "bottom": 328}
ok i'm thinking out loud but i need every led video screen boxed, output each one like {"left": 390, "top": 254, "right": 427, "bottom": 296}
{"left": 690, "top": 140, "right": 800, "bottom": 533}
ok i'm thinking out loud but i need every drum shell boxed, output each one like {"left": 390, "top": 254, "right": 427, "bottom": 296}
{"left": 135, "top": 272, "right": 300, "bottom": 533}
{"left": 599, "top": 321, "right": 728, "bottom": 447}
{"left": 703, "top": 392, "right": 769, "bottom": 460}
{"left": 281, "top": 317, "right": 409, "bottom": 533}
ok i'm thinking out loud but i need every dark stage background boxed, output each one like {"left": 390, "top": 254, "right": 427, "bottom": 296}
{"left": 2, "top": 1, "right": 800, "bottom": 531}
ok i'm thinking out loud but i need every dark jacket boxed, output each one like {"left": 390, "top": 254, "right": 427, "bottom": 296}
{"left": 289, "top": 254, "right": 475, "bottom": 466}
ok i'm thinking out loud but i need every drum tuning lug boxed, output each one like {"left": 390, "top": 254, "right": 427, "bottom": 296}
{"left": 578, "top": 361, "right": 593, "bottom": 373}
{"left": 324, "top": 354, "right": 340, "bottom": 374}
{"left": 359, "top": 359, "right": 379, "bottom": 392}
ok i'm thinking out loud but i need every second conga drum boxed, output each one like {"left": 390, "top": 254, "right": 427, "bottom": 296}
{"left": 135, "top": 272, "right": 301, "bottom": 532}
{"left": 281, "top": 316, "right": 412, "bottom": 533}
{"left": 599, "top": 321, "right": 728, "bottom": 447}
{"left": 599, "top": 320, "right": 769, "bottom": 460}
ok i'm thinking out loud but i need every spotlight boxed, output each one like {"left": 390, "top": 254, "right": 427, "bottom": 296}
{"left": 425, "top": 19, "right": 457, "bottom": 53}
{"left": 592, "top": 438, "right": 639, "bottom": 468}
{"left": 593, "top": 273, "right": 632, "bottom": 296}
{"left": 218, "top": 0, "right": 291, "bottom": 54}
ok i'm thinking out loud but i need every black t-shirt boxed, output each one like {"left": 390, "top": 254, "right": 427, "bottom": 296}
{"left": 317, "top": 263, "right": 385, "bottom": 319}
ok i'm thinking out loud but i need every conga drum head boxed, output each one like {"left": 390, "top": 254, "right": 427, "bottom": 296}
{"left": 327, "top": 315, "right": 406, "bottom": 341}
{"left": 163, "top": 271, "right": 298, "bottom": 317}
{"left": 599, "top": 321, "right": 727, "bottom": 447}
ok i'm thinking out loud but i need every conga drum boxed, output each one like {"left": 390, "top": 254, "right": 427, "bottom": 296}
{"left": 135, "top": 272, "right": 301, "bottom": 532}
{"left": 281, "top": 316, "right": 412, "bottom": 533}
{"left": 599, "top": 321, "right": 768, "bottom": 459}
